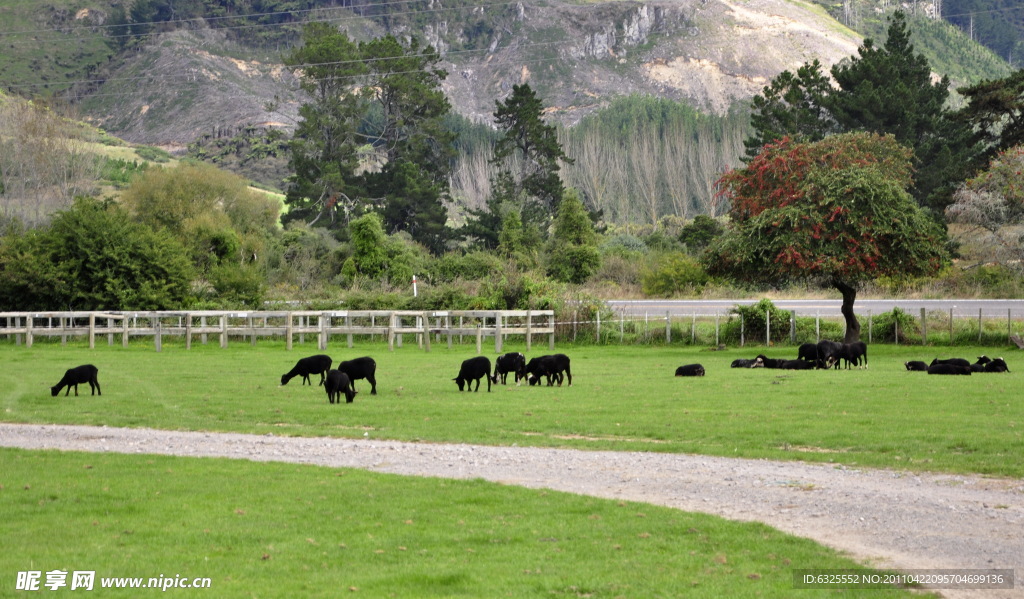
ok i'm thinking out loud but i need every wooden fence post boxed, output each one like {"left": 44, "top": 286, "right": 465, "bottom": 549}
{"left": 220, "top": 315, "right": 228, "bottom": 348}
{"left": 423, "top": 312, "right": 431, "bottom": 353}
{"left": 88, "top": 314, "right": 96, "bottom": 349}
{"left": 525, "top": 309, "right": 532, "bottom": 351}
{"left": 921, "top": 307, "right": 927, "bottom": 345}
{"left": 185, "top": 313, "right": 192, "bottom": 350}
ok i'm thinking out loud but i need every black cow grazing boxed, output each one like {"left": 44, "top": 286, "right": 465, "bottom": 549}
{"left": 455, "top": 356, "right": 492, "bottom": 392}
{"left": 674, "top": 364, "right": 706, "bottom": 376}
{"left": 904, "top": 361, "right": 928, "bottom": 371}
{"left": 731, "top": 358, "right": 764, "bottom": 368}
{"left": 281, "top": 354, "right": 332, "bottom": 386}
{"left": 492, "top": 352, "right": 527, "bottom": 385}
{"left": 336, "top": 357, "right": 377, "bottom": 395}
{"left": 984, "top": 357, "right": 1010, "bottom": 373}
{"left": 927, "top": 363, "right": 972, "bottom": 375}
{"left": 931, "top": 357, "right": 971, "bottom": 369}
{"left": 836, "top": 342, "right": 868, "bottom": 369}
{"left": 755, "top": 354, "right": 784, "bottom": 369}
{"left": 51, "top": 365, "right": 101, "bottom": 397}
{"left": 816, "top": 340, "right": 844, "bottom": 369}
{"left": 324, "top": 370, "right": 357, "bottom": 404}
{"left": 525, "top": 354, "right": 573, "bottom": 387}
{"left": 797, "top": 343, "right": 819, "bottom": 362}
{"left": 779, "top": 359, "right": 815, "bottom": 370}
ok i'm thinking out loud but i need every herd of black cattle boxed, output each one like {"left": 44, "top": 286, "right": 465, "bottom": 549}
{"left": 277, "top": 351, "right": 572, "bottom": 402}
{"left": 672, "top": 339, "right": 1011, "bottom": 377}
{"left": 46, "top": 339, "right": 1010, "bottom": 402}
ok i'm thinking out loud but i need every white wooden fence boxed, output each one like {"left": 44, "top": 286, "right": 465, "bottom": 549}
{"left": 0, "top": 310, "right": 556, "bottom": 353}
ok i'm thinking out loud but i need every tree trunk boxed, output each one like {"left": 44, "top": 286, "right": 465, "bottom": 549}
{"left": 833, "top": 278, "right": 861, "bottom": 343}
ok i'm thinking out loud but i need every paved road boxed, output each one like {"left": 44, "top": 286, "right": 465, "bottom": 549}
{"left": 607, "top": 299, "right": 1024, "bottom": 318}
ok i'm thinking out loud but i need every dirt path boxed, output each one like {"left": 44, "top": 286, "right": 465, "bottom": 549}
{"left": 1, "top": 423, "right": 1021, "bottom": 598}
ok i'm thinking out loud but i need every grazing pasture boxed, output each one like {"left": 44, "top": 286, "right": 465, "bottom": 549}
{"left": 0, "top": 340, "right": 1020, "bottom": 477}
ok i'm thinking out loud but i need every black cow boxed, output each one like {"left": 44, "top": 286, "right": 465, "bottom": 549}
{"left": 525, "top": 354, "right": 572, "bottom": 387}
{"left": 674, "top": 364, "right": 705, "bottom": 376}
{"left": 984, "top": 357, "right": 1010, "bottom": 373}
{"left": 492, "top": 352, "right": 527, "bottom": 385}
{"left": 281, "top": 354, "right": 332, "bottom": 386}
{"left": 931, "top": 358, "right": 971, "bottom": 369}
{"left": 904, "top": 361, "right": 928, "bottom": 371}
{"left": 755, "top": 354, "right": 784, "bottom": 369}
{"left": 779, "top": 359, "right": 815, "bottom": 370}
{"left": 336, "top": 357, "right": 377, "bottom": 395}
{"left": 836, "top": 342, "right": 868, "bottom": 369}
{"left": 797, "top": 343, "right": 819, "bottom": 362}
{"left": 324, "top": 370, "right": 357, "bottom": 404}
{"left": 731, "top": 358, "right": 764, "bottom": 368}
{"left": 51, "top": 365, "right": 101, "bottom": 397}
{"left": 816, "top": 340, "right": 844, "bottom": 369}
{"left": 454, "top": 356, "right": 492, "bottom": 392}
{"left": 927, "top": 363, "right": 972, "bottom": 375}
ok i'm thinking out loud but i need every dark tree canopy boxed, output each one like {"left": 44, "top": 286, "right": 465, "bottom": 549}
{"left": 744, "top": 11, "right": 978, "bottom": 213}
{"left": 705, "top": 133, "right": 949, "bottom": 341}
{"left": 283, "top": 24, "right": 454, "bottom": 253}
{"left": 956, "top": 69, "right": 1024, "bottom": 165}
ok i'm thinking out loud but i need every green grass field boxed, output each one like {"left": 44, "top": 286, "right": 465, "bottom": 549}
{"left": 1, "top": 448, "right": 933, "bottom": 598}
{"left": 3, "top": 339, "right": 1021, "bottom": 477}
{"left": 0, "top": 338, "right": 1012, "bottom": 597}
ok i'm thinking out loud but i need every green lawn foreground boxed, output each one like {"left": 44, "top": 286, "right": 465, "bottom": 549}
{"left": 2, "top": 340, "right": 1021, "bottom": 478}
{"left": 0, "top": 448, "right": 932, "bottom": 598}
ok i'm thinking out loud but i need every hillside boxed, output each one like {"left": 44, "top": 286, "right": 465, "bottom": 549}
{"left": 0, "top": 0, "right": 1010, "bottom": 149}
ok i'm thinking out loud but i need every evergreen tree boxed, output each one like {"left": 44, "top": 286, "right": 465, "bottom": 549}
{"left": 284, "top": 26, "right": 454, "bottom": 253}
{"left": 828, "top": 11, "right": 977, "bottom": 212}
{"left": 545, "top": 189, "right": 600, "bottom": 284}
{"left": 491, "top": 84, "right": 572, "bottom": 226}
{"left": 956, "top": 69, "right": 1024, "bottom": 164}
{"left": 743, "top": 60, "right": 837, "bottom": 159}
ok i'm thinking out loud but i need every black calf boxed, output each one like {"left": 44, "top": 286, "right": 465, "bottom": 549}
{"left": 904, "top": 361, "right": 928, "bottom": 371}
{"left": 325, "top": 370, "right": 357, "bottom": 404}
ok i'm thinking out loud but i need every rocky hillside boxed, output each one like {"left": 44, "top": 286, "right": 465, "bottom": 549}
{"left": 68, "top": 0, "right": 869, "bottom": 148}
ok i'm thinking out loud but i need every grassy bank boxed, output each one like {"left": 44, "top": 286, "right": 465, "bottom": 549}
{"left": 0, "top": 448, "right": 933, "bottom": 598}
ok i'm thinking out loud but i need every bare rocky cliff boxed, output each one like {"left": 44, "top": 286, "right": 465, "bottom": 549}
{"left": 79, "top": 0, "right": 863, "bottom": 146}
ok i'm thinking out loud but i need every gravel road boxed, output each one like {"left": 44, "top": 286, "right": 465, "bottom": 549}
{"left": 1, "top": 423, "right": 1021, "bottom": 598}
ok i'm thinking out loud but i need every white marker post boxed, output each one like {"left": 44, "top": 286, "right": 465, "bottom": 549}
{"left": 412, "top": 275, "right": 418, "bottom": 297}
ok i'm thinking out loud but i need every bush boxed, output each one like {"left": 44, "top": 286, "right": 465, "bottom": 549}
{"left": 871, "top": 307, "right": 918, "bottom": 343}
{"left": 678, "top": 215, "right": 724, "bottom": 252}
{"left": 720, "top": 299, "right": 793, "bottom": 344}
{"left": 207, "top": 263, "right": 265, "bottom": 308}
{"left": 426, "top": 251, "right": 503, "bottom": 283}
{"left": 641, "top": 253, "right": 709, "bottom": 297}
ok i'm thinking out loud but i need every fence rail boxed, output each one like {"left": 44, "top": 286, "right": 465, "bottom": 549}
{"left": 4, "top": 305, "right": 1023, "bottom": 352}
{"left": 0, "top": 310, "right": 556, "bottom": 353}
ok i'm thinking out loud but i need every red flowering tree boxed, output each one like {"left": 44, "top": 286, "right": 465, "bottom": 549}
{"left": 704, "top": 132, "right": 948, "bottom": 342}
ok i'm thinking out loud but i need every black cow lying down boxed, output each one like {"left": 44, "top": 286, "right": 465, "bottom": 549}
{"left": 455, "top": 356, "right": 491, "bottom": 392}
{"left": 675, "top": 364, "right": 705, "bottom": 376}
{"left": 779, "top": 359, "right": 815, "bottom": 370}
{"left": 731, "top": 358, "right": 764, "bottom": 368}
{"left": 927, "top": 363, "right": 972, "bottom": 375}
{"left": 526, "top": 354, "right": 572, "bottom": 386}
{"left": 904, "top": 361, "right": 928, "bottom": 371}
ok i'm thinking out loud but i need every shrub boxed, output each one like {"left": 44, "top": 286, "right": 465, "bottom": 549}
{"left": 641, "top": 253, "right": 709, "bottom": 297}
{"left": 871, "top": 307, "right": 919, "bottom": 343}
{"left": 720, "top": 299, "right": 793, "bottom": 344}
